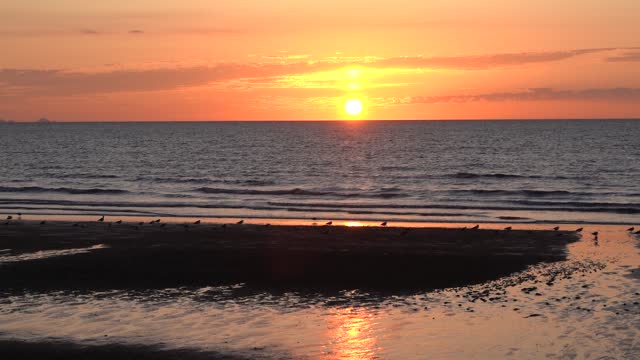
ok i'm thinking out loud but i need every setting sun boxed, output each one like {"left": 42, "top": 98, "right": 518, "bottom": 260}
{"left": 345, "top": 99, "right": 364, "bottom": 117}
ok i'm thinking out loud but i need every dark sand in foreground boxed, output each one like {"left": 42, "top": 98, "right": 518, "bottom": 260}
{"left": 0, "top": 221, "right": 579, "bottom": 292}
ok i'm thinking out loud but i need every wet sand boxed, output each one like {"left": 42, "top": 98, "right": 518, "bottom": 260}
{"left": 0, "top": 221, "right": 579, "bottom": 292}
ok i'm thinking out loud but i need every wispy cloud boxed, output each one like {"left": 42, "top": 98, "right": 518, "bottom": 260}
{"left": 0, "top": 48, "right": 635, "bottom": 96}
{"left": 385, "top": 88, "right": 640, "bottom": 105}
{"left": 606, "top": 51, "right": 640, "bottom": 62}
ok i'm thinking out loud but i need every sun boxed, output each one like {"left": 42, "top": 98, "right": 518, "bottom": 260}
{"left": 345, "top": 99, "right": 363, "bottom": 116}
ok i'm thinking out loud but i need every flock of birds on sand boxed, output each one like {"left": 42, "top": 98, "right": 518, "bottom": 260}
{"left": 3, "top": 214, "right": 640, "bottom": 239}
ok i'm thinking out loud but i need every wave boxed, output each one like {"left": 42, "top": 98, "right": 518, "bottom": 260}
{"left": 1, "top": 196, "right": 639, "bottom": 215}
{"left": 0, "top": 186, "right": 129, "bottom": 195}
{"left": 450, "top": 172, "right": 573, "bottom": 180}
{"left": 136, "top": 176, "right": 277, "bottom": 186}
{"left": 195, "top": 187, "right": 408, "bottom": 199}
{"left": 450, "top": 189, "right": 576, "bottom": 197}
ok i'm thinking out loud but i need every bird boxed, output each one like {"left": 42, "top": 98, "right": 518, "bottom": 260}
{"left": 72, "top": 223, "right": 79, "bottom": 227}
{"left": 98, "top": 216, "right": 105, "bottom": 222}
{"left": 592, "top": 231, "right": 599, "bottom": 238}
{"left": 553, "top": 226, "right": 560, "bottom": 231}
{"left": 504, "top": 226, "right": 512, "bottom": 231}
{"left": 325, "top": 221, "right": 333, "bottom": 226}
{"left": 194, "top": 220, "right": 201, "bottom": 225}
{"left": 6, "top": 216, "right": 12, "bottom": 220}
{"left": 154, "top": 219, "right": 161, "bottom": 223}
{"left": 575, "top": 228, "right": 583, "bottom": 232}
{"left": 115, "top": 220, "right": 122, "bottom": 224}
{"left": 471, "top": 225, "right": 479, "bottom": 230}
{"left": 461, "top": 226, "right": 467, "bottom": 230}
{"left": 236, "top": 220, "right": 244, "bottom": 225}
{"left": 265, "top": 223, "right": 271, "bottom": 227}
{"left": 148, "top": 220, "right": 155, "bottom": 225}
{"left": 628, "top": 227, "right": 635, "bottom": 232}
{"left": 634, "top": 230, "right": 640, "bottom": 235}
{"left": 381, "top": 222, "right": 387, "bottom": 226}
{"left": 40, "top": 220, "right": 46, "bottom": 225}
{"left": 17, "top": 213, "right": 22, "bottom": 219}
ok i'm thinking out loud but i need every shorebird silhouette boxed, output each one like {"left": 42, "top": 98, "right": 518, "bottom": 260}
{"left": 148, "top": 220, "right": 155, "bottom": 225}
{"left": 628, "top": 227, "right": 635, "bottom": 232}
{"left": 553, "top": 226, "right": 560, "bottom": 231}
{"left": 18, "top": 213, "right": 22, "bottom": 219}
{"left": 98, "top": 216, "right": 104, "bottom": 222}
{"left": 115, "top": 220, "right": 122, "bottom": 224}
{"left": 504, "top": 226, "right": 512, "bottom": 231}
{"left": 592, "top": 231, "right": 599, "bottom": 239}
{"left": 325, "top": 221, "right": 333, "bottom": 226}
{"left": 635, "top": 230, "right": 640, "bottom": 235}
{"left": 236, "top": 220, "right": 244, "bottom": 225}
{"left": 194, "top": 220, "right": 201, "bottom": 225}
{"left": 6, "top": 216, "right": 12, "bottom": 220}
{"left": 381, "top": 222, "right": 387, "bottom": 226}
{"left": 471, "top": 225, "right": 479, "bottom": 230}
{"left": 155, "top": 219, "right": 161, "bottom": 223}
{"left": 575, "top": 228, "right": 583, "bottom": 232}
{"left": 265, "top": 223, "right": 271, "bottom": 227}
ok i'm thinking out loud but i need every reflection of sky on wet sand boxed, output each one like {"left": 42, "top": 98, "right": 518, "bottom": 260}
{"left": 1, "top": 226, "right": 639, "bottom": 359}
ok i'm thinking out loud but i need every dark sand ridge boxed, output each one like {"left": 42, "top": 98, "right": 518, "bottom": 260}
{"left": 0, "top": 340, "right": 250, "bottom": 360}
{"left": 0, "top": 221, "right": 580, "bottom": 292}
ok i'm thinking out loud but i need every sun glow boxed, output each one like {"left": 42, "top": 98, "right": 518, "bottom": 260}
{"left": 345, "top": 99, "right": 364, "bottom": 116}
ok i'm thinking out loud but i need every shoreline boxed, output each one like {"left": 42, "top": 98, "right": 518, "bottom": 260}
{"left": 0, "top": 220, "right": 581, "bottom": 293}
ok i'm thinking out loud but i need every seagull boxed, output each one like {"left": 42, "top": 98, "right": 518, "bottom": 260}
{"left": 553, "top": 226, "right": 560, "bottom": 231}
{"left": 115, "top": 220, "right": 122, "bottom": 224}
{"left": 471, "top": 225, "right": 479, "bottom": 230}
{"left": 194, "top": 220, "right": 201, "bottom": 225}
{"left": 236, "top": 220, "right": 244, "bottom": 225}
{"left": 155, "top": 219, "right": 161, "bottom": 223}
{"left": 325, "top": 221, "right": 333, "bottom": 226}
{"left": 504, "top": 226, "right": 512, "bottom": 231}
{"left": 628, "top": 227, "right": 635, "bottom": 232}
{"left": 381, "top": 222, "right": 387, "bottom": 227}
{"left": 98, "top": 216, "right": 105, "bottom": 222}
{"left": 575, "top": 228, "right": 583, "bottom": 232}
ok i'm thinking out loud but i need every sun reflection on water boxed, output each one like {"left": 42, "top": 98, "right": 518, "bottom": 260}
{"left": 324, "top": 308, "right": 379, "bottom": 359}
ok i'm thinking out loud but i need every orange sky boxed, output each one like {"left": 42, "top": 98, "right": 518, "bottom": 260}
{"left": 1, "top": 0, "right": 639, "bottom": 121}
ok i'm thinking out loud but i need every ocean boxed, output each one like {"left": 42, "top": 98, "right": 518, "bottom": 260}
{"left": 1, "top": 120, "right": 639, "bottom": 224}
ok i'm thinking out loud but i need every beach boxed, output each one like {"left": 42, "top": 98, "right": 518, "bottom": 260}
{"left": 3, "top": 220, "right": 639, "bottom": 358}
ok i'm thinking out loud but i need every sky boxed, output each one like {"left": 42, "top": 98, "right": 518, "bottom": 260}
{"left": 1, "top": 0, "right": 640, "bottom": 121}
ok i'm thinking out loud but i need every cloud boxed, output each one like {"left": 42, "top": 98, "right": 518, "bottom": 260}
{"left": 0, "top": 48, "right": 634, "bottom": 96}
{"left": 387, "top": 88, "right": 640, "bottom": 104}
{"left": 128, "top": 29, "right": 145, "bottom": 35}
{"left": 374, "top": 48, "right": 615, "bottom": 69}
{"left": 79, "top": 29, "right": 101, "bottom": 35}
{"left": 606, "top": 52, "right": 640, "bottom": 62}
